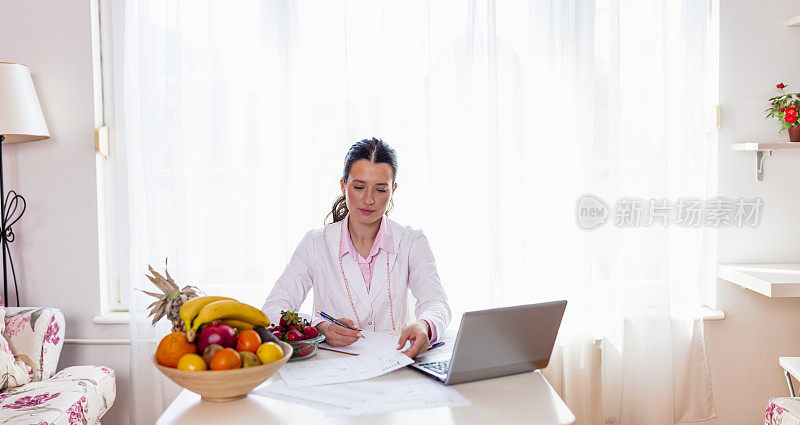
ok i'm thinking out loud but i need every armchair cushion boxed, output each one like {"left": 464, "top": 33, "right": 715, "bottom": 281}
{"left": 766, "top": 398, "right": 800, "bottom": 425}
{"left": 0, "top": 365, "right": 116, "bottom": 425}
{"left": 4, "top": 307, "right": 65, "bottom": 381}
{"left": 0, "top": 306, "right": 33, "bottom": 389}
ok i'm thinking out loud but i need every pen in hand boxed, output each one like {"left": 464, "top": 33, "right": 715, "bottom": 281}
{"left": 318, "top": 311, "right": 366, "bottom": 339}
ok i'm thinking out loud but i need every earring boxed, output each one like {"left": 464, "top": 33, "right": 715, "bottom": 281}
{"left": 386, "top": 199, "right": 394, "bottom": 214}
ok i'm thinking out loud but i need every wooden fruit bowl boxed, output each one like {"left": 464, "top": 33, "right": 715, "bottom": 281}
{"left": 153, "top": 341, "right": 293, "bottom": 402}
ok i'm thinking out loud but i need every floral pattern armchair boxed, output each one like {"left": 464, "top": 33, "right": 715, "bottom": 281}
{"left": 766, "top": 398, "right": 800, "bottom": 425}
{"left": 0, "top": 307, "right": 116, "bottom": 425}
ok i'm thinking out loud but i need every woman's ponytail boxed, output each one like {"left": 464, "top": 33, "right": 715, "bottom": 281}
{"left": 327, "top": 195, "right": 348, "bottom": 223}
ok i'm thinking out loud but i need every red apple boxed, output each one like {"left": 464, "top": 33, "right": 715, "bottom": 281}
{"left": 196, "top": 323, "right": 237, "bottom": 353}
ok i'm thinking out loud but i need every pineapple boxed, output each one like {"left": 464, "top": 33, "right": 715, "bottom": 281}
{"left": 140, "top": 260, "right": 200, "bottom": 332}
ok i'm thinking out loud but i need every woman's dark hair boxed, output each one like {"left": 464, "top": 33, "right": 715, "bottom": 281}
{"left": 328, "top": 138, "right": 398, "bottom": 223}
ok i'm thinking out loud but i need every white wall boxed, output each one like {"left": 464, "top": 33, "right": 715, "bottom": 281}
{"left": 0, "top": 1, "right": 130, "bottom": 424}
{"left": 704, "top": 0, "right": 800, "bottom": 423}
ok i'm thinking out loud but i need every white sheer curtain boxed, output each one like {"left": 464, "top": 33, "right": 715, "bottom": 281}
{"left": 106, "top": 1, "right": 718, "bottom": 424}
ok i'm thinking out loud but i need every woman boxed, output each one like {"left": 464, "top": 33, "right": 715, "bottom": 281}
{"left": 263, "top": 138, "right": 451, "bottom": 358}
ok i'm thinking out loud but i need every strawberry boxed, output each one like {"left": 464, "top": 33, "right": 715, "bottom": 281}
{"left": 272, "top": 325, "right": 284, "bottom": 333}
{"left": 279, "top": 310, "right": 301, "bottom": 328}
{"left": 287, "top": 330, "right": 304, "bottom": 341}
{"left": 303, "top": 326, "right": 319, "bottom": 339}
{"left": 272, "top": 331, "right": 282, "bottom": 340}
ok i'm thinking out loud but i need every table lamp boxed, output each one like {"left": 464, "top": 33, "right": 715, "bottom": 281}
{"left": 0, "top": 62, "right": 50, "bottom": 306}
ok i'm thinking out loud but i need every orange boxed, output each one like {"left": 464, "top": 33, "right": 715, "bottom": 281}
{"left": 209, "top": 347, "right": 242, "bottom": 370}
{"left": 156, "top": 332, "right": 197, "bottom": 368}
{"left": 236, "top": 330, "right": 262, "bottom": 353}
{"left": 177, "top": 354, "right": 207, "bottom": 371}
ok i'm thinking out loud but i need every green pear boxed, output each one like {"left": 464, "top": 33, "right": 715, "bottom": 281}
{"left": 239, "top": 351, "right": 262, "bottom": 368}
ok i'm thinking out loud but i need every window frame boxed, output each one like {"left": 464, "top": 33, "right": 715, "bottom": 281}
{"left": 94, "top": 0, "right": 130, "bottom": 313}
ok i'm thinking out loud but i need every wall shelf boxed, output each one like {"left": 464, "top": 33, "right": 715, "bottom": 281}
{"left": 732, "top": 142, "right": 800, "bottom": 181}
{"left": 719, "top": 263, "right": 800, "bottom": 297}
{"left": 787, "top": 14, "right": 800, "bottom": 27}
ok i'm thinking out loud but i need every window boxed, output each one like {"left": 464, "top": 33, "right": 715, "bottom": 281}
{"left": 97, "top": 0, "right": 718, "bottom": 324}
{"left": 113, "top": 2, "right": 720, "bottom": 422}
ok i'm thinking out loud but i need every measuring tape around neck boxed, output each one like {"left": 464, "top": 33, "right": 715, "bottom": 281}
{"left": 337, "top": 219, "right": 396, "bottom": 331}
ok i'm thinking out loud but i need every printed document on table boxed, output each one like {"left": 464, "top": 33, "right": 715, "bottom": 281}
{"left": 277, "top": 351, "right": 414, "bottom": 388}
{"left": 352, "top": 378, "right": 470, "bottom": 416}
{"left": 253, "top": 378, "right": 470, "bottom": 416}
{"left": 319, "top": 330, "right": 410, "bottom": 355}
{"left": 253, "top": 380, "right": 375, "bottom": 412}
{"left": 250, "top": 383, "right": 355, "bottom": 416}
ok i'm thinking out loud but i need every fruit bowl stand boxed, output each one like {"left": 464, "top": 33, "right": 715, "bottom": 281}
{"left": 154, "top": 341, "right": 293, "bottom": 402}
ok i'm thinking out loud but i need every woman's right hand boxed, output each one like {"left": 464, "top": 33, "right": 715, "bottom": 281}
{"left": 316, "top": 318, "right": 361, "bottom": 347}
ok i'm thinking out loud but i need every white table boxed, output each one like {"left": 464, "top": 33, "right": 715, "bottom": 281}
{"left": 157, "top": 349, "right": 575, "bottom": 424}
{"left": 780, "top": 357, "right": 800, "bottom": 396}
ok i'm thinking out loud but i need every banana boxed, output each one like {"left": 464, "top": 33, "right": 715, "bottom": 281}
{"left": 221, "top": 319, "right": 254, "bottom": 331}
{"left": 187, "top": 300, "right": 269, "bottom": 341}
{"left": 179, "top": 296, "right": 235, "bottom": 332}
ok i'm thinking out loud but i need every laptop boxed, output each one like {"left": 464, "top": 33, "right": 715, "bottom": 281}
{"left": 409, "top": 300, "right": 567, "bottom": 385}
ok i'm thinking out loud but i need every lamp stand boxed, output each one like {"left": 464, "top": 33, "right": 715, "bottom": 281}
{"left": 0, "top": 134, "right": 24, "bottom": 307}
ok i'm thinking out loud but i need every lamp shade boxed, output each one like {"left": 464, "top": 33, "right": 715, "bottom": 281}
{"left": 0, "top": 62, "right": 49, "bottom": 143}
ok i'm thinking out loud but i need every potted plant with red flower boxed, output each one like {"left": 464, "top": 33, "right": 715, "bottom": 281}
{"left": 765, "top": 82, "right": 800, "bottom": 142}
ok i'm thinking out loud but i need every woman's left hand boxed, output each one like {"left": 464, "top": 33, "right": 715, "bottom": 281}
{"left": 396, "top": 320, "right": 431, "bottom": 358}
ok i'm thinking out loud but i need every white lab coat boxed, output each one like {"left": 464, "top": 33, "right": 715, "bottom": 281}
{"left": 262, "top": 218, "right": 451, "bottom": 338}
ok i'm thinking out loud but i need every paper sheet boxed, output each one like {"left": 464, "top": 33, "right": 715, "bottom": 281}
{"left": 253, "top": 378, "right": 470, "bottom": 416}
{"left": 318, "top": 330, "right": 410, "bottom": 356}
{"left": 352, "top": 378, "right": 470, "bottom": 416}
{"left": 277, "top": 351, "right": 414, "bottom": 388}
{"left": 250, "top": 388, "right": 354, "bottom": 416}
{"left": 253, "top": 380, "right": 377, "bottom": 411}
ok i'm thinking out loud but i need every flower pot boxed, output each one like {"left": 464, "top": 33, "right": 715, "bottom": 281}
{"left": 790, "top": 127, "right": 800, "bottom": 142}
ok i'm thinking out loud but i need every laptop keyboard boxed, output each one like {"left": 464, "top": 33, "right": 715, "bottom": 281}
{"left": 417, "top": 359, "right": 450, "bottom": 375}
